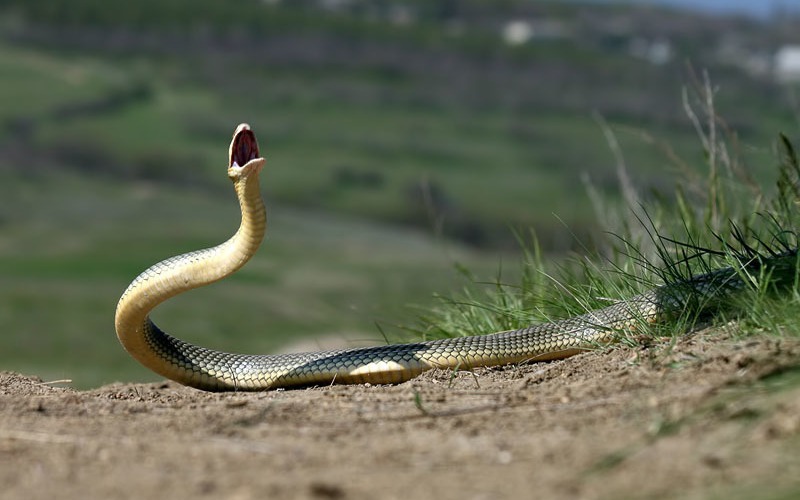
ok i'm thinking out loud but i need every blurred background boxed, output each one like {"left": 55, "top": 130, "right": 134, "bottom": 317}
{"left": 1, "top": 0, "right": 799, "bottom": 388}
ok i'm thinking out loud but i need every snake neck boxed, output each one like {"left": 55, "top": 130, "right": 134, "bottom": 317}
{"left": 114, "top": 170, "right": 266, "bottom": 360}
{"left": 227, "top": 170, "right": 267, "bottom": 271}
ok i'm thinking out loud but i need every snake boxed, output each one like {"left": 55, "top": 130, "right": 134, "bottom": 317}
{"left": 114, "top": 123, "right": 798, "bottom": 391}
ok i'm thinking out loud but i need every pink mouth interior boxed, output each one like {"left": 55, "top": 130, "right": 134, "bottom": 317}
{"left": 230, "top": 129, "right": 260, "bottom": 167}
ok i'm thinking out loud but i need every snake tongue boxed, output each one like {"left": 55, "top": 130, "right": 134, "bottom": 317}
{"left": 229, "top": 124, "right": 261, "bottom": 168}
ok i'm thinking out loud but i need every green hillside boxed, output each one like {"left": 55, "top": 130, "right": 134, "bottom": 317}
{"left": 1, "top": 0, "right": 797, "bottom": 386}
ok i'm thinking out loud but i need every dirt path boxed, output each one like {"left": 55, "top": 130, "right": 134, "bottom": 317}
{"left": 2, "top": 332, "right": 800, "bottom": 500}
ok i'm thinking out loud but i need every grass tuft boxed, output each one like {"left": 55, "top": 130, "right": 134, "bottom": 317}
{"left": 412, "top": 78, "right": 800, "bottom": 345}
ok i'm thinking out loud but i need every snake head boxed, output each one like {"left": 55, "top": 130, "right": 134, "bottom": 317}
{"left": 228, "top": 123, "right": 265, "bottom": 181}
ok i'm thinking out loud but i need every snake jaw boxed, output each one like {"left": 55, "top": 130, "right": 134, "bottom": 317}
{"left": 228, "top": 123, "right": 265, "bottom": 180}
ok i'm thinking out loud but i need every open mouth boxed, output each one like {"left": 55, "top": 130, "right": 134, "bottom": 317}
{"left": 230, "top": 125, "right": 260, "bottom": 167}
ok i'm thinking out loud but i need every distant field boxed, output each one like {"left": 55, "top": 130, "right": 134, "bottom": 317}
{"left": 0, "top": 30, "right": 788, "bottom": 250}
{"left": 1, "top": 0, "right": 796, "bottom": 386}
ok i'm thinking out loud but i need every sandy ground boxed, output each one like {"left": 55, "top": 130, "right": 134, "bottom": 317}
{"left": 2, "top": 331, "right": 800, "bottom": 500}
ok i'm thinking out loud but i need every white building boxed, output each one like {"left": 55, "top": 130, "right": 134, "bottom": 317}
{"left": 775, "top": 45, "right": 800, "bottom": 83}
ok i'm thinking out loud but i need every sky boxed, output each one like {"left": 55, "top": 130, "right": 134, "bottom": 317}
{"left": 639, "top": 0, "right": 800, "bottom": 18}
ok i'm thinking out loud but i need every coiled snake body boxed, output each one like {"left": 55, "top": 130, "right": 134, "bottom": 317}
{"left": 115, "top": 124, "right": 795, "bottom": 391}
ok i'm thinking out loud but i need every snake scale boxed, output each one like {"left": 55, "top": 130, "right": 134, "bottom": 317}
{"left": 114, "top": 123, "right": 797, "bottom": 391}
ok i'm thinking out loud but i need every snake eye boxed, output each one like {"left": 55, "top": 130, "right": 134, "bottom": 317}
{"left": 229, "top": 124, "right": 260, "bottom": 167}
